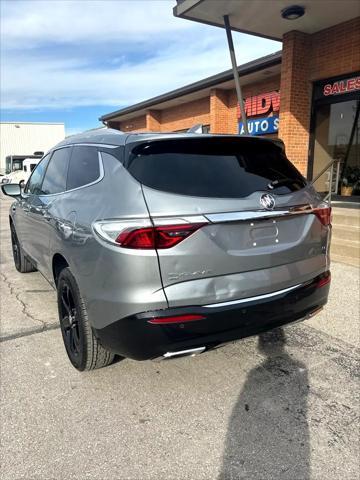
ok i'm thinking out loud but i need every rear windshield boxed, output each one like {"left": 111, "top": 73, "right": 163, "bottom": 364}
{"left": 127, "top": 138, "right": 306, "bottom": 198}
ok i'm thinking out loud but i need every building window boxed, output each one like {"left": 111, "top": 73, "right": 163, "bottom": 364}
{"left": 310, "top": 74, "right": 360, "bottom": 198}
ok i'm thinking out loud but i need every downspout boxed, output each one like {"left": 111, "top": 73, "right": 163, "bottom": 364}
{"left": 224, "top": 15, "right": 249, "bottom": 134}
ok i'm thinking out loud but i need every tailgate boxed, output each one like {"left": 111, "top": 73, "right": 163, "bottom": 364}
{"left": 142, "top": 186, "right": 329, "bottom": 288}
{"left": 127, "top": 136, "right": 330, "bottom": 305}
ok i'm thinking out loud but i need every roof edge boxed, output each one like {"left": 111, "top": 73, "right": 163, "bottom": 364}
{"left": 99, "top": 50, "right": 282, "bottom": 122}
{"left": 173, "top": 0, "right": 282, "bottom": 42}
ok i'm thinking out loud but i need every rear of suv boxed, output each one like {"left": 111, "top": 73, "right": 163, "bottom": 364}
{"left": 1, "top": 129, "right": 331, "bottom": 371}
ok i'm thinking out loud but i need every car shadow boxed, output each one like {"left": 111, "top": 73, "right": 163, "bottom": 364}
{"left": 219, "top": 328, "right": 310, "bottom": 480}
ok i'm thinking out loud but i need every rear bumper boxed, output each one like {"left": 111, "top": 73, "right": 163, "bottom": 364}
{"left": 95, "top": 271, "right": 330, "bottom": 360}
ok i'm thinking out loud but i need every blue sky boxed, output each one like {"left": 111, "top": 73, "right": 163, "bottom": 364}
{"left": 1, "top": 0, "right": 281, "bottom": 136}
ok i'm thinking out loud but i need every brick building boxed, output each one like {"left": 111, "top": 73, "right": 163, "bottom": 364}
{"left": 101, "top": 52, "right": 282, "bottom": 138}
{"left": 100, "top": 4, "right": 359, "bottom": 200}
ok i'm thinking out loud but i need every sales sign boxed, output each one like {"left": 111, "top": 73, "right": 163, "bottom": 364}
{"left": 313, "top": 73, "right": 360, "bottom": 101}
{"left": 323, "top": 76, "right": 360, "bottom": 96}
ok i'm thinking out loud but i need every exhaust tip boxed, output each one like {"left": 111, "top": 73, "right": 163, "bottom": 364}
{"left": 163, "top": 347, "right": 206, "bottom": 359}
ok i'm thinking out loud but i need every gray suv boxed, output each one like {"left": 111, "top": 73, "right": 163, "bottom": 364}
{"left": 1, "top": 129, "right": 331, "bottom": 371}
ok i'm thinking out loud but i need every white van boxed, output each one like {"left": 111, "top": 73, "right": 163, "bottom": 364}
{"left": 1, "top": 158, "right": 40, "bottom": 186}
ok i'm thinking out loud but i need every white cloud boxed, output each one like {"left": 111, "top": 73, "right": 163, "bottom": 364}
{"left": 1, "top": 0, "right": 192, "bottom": 49}
{"left": 1, "top": 0, "right": 281, "bottom": 111}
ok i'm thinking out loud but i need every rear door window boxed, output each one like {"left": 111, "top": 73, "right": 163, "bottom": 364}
{"left": 41, "top": 147, "right": 71, "bottom": 195}
{"left": 127, "top": 138, "right": 306, "bottom": 198}
{"left": 66, "top": 146, "right": 100, "bottom": 190}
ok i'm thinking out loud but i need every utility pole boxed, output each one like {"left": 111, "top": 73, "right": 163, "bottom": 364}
{"left": 224, "top": 14, "right": 249, "bottom": 134}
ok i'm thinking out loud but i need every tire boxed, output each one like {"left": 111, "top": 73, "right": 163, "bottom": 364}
{"left": 57, "top": 267, "right": 115, "bottom": 371}
{"left": 10, "top": 223, "right": 36, "bottom": 273}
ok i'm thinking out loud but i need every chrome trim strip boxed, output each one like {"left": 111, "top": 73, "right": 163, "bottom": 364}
{"left": 54, "top": 143, "right": 118, "bottom": 150}
{"left": 205, "top": 204, "right": 313, "bottom": 223}
{"left": 152, "top": 215, "right": 209, "bottom": 226}
{"left": 71, "top": 143, "right": 119, "bottom": 148}
{"left": 37, "top": 151, "right": 105, "bottom": 197}
{"left": 204, "top": 283, "right": 302, "bottom": 308}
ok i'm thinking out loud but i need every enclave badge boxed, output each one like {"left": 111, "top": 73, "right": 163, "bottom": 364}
{"left": 260, "top": 193, "right": 275, "bottom": 210}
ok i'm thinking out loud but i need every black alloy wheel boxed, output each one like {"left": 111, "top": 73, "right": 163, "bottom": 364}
{"left": 57, "top": 267, "right": 115, "bottom": 371}
{"left": 10, "top": 224, "right": 21, "bottom": 270}
{"left": 59, "top": 283, "right": 81, "bottom": 360}
{"left": 9, "top": 223, "right": 36, "bottom": 273}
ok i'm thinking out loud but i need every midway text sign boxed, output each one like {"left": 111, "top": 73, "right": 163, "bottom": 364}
{"left": 237, "top": 91, "right": 280, "bottom": 119}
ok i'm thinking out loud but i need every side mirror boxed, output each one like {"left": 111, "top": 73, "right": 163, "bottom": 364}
{"left": 1, "top": 183, "right": 22, "bottom": 198}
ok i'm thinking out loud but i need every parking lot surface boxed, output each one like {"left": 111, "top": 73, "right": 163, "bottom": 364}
{"left": 0, "top": 195, "right": 359, "bottom": 480}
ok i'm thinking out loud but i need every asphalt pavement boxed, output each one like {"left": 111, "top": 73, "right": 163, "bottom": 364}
{"left": 0, "top": 194, "right": 359, "bottom": 480}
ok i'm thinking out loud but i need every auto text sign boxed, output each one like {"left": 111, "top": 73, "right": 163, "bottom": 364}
{"left": 238, "top": 115, "right": 279, "bottom": 135}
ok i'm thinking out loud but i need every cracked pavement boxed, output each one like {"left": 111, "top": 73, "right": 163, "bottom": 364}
{"left": 0, "top": 269, "right": 58, "bottom": 340}
{"left": 0, "top": 194, "right": 359, "bottom": 480}
{"left": 0, "top": 197, "right": 58, "bottom": 341}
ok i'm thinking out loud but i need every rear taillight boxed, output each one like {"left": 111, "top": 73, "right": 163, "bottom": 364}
{"left": 116, "top": 227, "right": 154, "bottom": 249}
{"left": 156, "top": 224, "right": 205, "bottom": 248}
{"left": 148, "top": 314, "right": 205, "bottom": 325}
{"left": 93, "top": 221, "right": 205, "bottom": 249}
{"left": 317, "top": 272, "right": 331, "bottom": 288}
{"left": 117, "top": 223, "right": 205, "bottom": 249}
{"left": 313, "top": 206, "right": 332, "bottom": 226}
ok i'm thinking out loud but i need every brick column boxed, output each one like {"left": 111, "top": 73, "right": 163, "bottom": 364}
{"left": 107, "top": 121, "right": 121, "bottom": 130}
{"left": 279, "top": 31, "right": 311, "bottom": 176}
{"left": 146, "top": 110, "right": 161, "bottom": 131}
{"left": 210, "top": 89, "right": 229, "bottom": 134}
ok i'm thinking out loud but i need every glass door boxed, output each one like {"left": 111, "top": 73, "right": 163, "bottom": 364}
{"left": 312, "top": 99, "right": 360, "bottom": 198}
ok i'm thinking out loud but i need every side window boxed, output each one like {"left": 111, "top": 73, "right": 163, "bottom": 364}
{"left": 66, "top": 146, "right": 100, "bottom": 191}
{"left": 41, "top": 148, "right": 71, "bottom": 195}
{"left": 25, "top": 154, "right": 51, "bottom": 195}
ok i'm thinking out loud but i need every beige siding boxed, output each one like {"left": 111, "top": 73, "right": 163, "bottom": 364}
{"left": 0, "top": 123, "right": 65, "bottom": 173}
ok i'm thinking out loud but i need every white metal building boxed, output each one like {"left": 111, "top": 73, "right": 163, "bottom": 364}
{"left": 0, "top": 122, "right": 65, "bottom": 174}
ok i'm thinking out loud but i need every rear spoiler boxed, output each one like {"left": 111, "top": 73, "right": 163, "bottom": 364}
{"left": 271, "top": 138, "right": 286, "bottom": 153}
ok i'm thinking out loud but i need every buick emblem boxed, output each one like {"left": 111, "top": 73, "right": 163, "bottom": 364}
{"left": 260, "top": 193, "right": 275, "bottom": 210}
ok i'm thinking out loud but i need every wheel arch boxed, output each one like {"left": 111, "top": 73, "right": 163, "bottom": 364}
{"left": 52, "top": 253, "right": 69, "bottom": 287}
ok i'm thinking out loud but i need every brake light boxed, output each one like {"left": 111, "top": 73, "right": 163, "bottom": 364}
{"left": 116, "top": 227, "right": 154, "bottom": 249}
{"left": 93, "top": 220, "right": 206, "bottom": 249}
{"left": 115, "top": 223, "right": 204, "bottom": 249}
{"left": 313, "top": 206, "right": 332, "bottom": 226}
{"left": 116, "top": 223, "right": 205, "bottom": 249}
{"left": 317, "top": 272, "right": 331, "bottom": 288}
{"left": 148, "top": 314, "right": 205, "bottom": 324}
